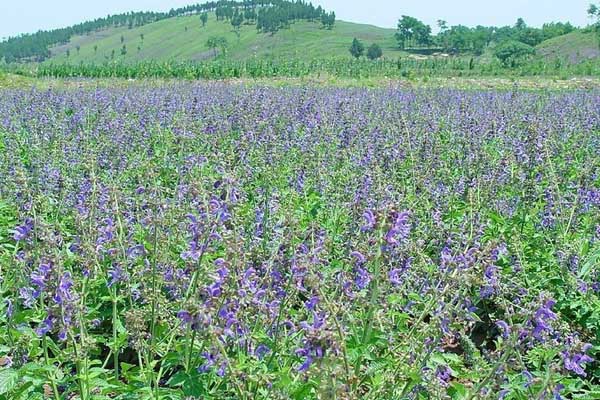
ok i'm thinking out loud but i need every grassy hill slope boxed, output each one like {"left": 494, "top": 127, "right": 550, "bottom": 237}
{"left": 48, "top": 13, "right": 402, "bottom": 62}
{"left": 536, "top": 31, "right": 600, "bottom": 64}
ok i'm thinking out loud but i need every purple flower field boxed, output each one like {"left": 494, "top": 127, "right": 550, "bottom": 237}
{"left": 0, "top": 83, "right": 599, "bottom": 399}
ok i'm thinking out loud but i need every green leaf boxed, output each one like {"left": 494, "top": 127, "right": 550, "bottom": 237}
{"left": 12, "top": 382, "right": 33, "bottom": 400}
{"left": 573, "top": 391, "right": 600, "bottom": 399}
{"left": 579, "top": 248, "right": 600, "bottom": 279}
{"left": 167, "top": 370, "right": 205, "bottom": 396}
{"left": 0, "top": 368, "right": 19, "bottom": 395}
{"left": 449, "top": 382, "right": 467, "bottom": 399}
{"left": 167, "top": 371, "right": 187, "bottom": 387}
{"left": 293, "top": 381, "right": 315, "bottom": 400}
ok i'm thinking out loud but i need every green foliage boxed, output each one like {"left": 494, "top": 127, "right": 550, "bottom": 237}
{"left": 435, "top": 18, "right": 564, "bottom": 56}
{"left": 231, "top": 10, "right": 244, "bottom": 39}
{"left": 367, "top": 43, "right": 383, "bottom": 60}
{"left": 494, "top": 40, "right": 536, "bottom": 67}
{"left": 395, "top": 15, "right": 432, "bottom": 49}
{"left": 437, "top": 25, "right": 491, "bottom": 54}
{"left": 541, "top": 22, "right": 576, "bottom": 41}
{"left": 244, "top": 7, "right": 256, "bottom": 22}
{"left": 206, "top": 36, "right": 228, "bottom": 58}
{"left": 349, "top": 38, "right": 365, "bottom": 59}
{"left": 254, "top": 1, "right": 329, "bottom": 34}
{"left": 432, "top": 17, "right": 576, "bottom": 56}
{"left": 321, "top": 11, "right": 336, "bottom": 30}
{"left": 588, "top": 3, "right": 600, "bottom": 44}
{"left": 515, "top": 27, "right": 544, "bottom": 46}
{"left": 589, "top": 3, "right": 600, "bottom": 22}
{"left": 0, "top": 368, "right": 19, "bottom": 395}
{"left": 13, "top": 54, "right": 600, "bottom": 81}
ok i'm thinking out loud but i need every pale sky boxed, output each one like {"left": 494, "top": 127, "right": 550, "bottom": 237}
{"left": 0, "top": 0, "right": 594, "bottom": 39}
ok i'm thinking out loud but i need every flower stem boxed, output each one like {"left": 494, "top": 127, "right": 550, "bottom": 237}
{"left": 112, "top": 285, "right": 119, "bottom": 381}
{"left": 42, "top": 336, "right": 61, "bottom": 400}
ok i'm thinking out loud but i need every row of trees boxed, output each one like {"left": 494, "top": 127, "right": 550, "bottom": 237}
{"left": 0, "top": 0, "right": 334, "bottom": 63}
{"left": 0, "top": 11, "right": 166, "bottom": 62}
{"left": 207, "top": 1, "right": 335, "bottom": 37}
{"left": 255, "top": 4, "right": 334, "bottom": 34}
{"left": 395, "top": 16, "right": 576, "bottom": 55}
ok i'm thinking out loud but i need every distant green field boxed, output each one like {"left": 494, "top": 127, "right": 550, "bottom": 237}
{"left": 48, "top": 13, "right": 404, "bottom": 63}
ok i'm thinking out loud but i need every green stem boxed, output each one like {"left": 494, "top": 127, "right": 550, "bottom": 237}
{"left": 319, "top": 287, "right": 350, "bottom": 380}
{"left": 186, "top": 329, "right": 197, "bottom": 372}
{"left": 154, "top": 331, "right": 178, "bottom": 400}
{"left": 150, "top": 221, "right": 159, "bottom": 348}
{"left": 42, "top": 336, "right": 61, "bottom": 400}
{"left": 465, "top": 344, "right": 514, "bottom": 400}
{"left": 112, "top": 285, "right": 119, "bottom": 381}
{"left": 353, "top": 237, "right": 383, "bottom": 392}
{"left": 152, "top": 230, "right": 211, "bottom": 396}
{"left": 71, "top": 335, "right": 88, "bottom": 400}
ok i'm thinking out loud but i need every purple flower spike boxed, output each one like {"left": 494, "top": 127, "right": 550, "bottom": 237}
{"left": 354, "top": 267, "right": 371, "bottom": 290}
{"left": 36, "top": 316, "right": 54, "bottom": 337}
{"left": 350, "top": 250, "right": 366, "bottom": 264}
{"left": 496, "top": 320, "right": 510, "bottom": 339}
{"left": 177, "top": 310, "right": 193, "bottom": 326}
{"left": 361, "top": 209, "right": 376, "bottom": 232}
{"left": 13, "top": 218, "right": 34, "bottom": 241}
{"left": 385, "top": 210, "right": 410, "bottom": 245}
{"left": 562, "top": 350, "right": 594, "bottom": 377}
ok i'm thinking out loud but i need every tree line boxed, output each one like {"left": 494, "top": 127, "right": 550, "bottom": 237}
{"left": 396, "top": 16, "right": 576, "bottom": 54}
{"left": 0, "top": 0, "right": 334, "bottom": 63}
{"left": 392, "top": 14, "right": 582, "bottom": 67}
{"left": 0, "top": 11, "right": 165, "bottom": 62}
{"left": 212, "top": 1, "right": 334, "bottom": 35}
{"left": 347, "top": 15, "right": 576, "bottom": 64}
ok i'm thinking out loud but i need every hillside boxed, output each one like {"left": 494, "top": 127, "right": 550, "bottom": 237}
{"left": 47, "top": 13, "right": 402, "bottom": 62}
{"left": 536, "top": 31, "right": 600, "bottom": 64}
{"left": 46, "top": 13, "right": 598, "bottom": 66}
{"left": 1, "top": 0, "right": 596, "bottom": 71}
